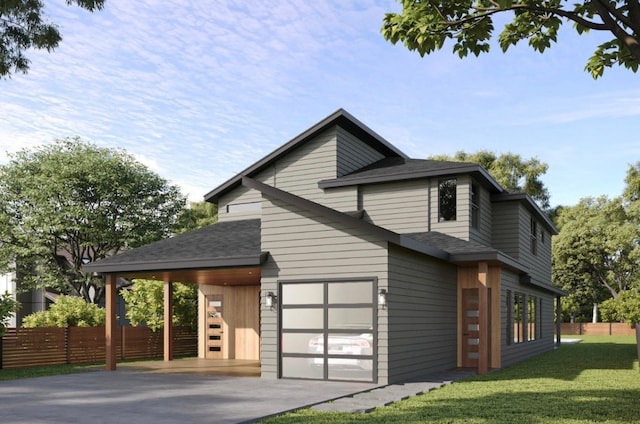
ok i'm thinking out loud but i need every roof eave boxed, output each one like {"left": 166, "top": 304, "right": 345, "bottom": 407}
{"left": 84, "top": 253, "right": 269, "bottom": 275}
{"left": 492, "top": 192, "right": 558, "bottom": 234}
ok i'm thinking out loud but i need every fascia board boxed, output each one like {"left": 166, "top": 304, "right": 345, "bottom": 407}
{"left": 83, "top": 255, "right": 266, "bottom": 274}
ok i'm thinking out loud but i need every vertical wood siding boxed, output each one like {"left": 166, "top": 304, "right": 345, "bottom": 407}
{"left": 260, "top": 195, "right": 389, "bottom": 381}
{"left": 386, "top": 245, "right": 458, "bottom": 382}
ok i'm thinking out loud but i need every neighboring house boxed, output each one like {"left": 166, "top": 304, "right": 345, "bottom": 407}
{"left": 0, "top": 269, "right": 48, "bottom": 328}
{"left": 85, "top": 109, "right": 563, "bottom": 385}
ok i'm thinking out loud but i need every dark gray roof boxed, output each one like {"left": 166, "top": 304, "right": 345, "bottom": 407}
{"left": 402, "top": 231, "right": 527, "bottom": 273}
{"left": 403, "top": 231, "right": 499, "bottom": 256}
{"left": 318, "top": 157, "right": 503, "bottom": 192}
{"left": 204, "top": 109, "right": 407, "bottom": 203}
{"left": 83, "top": 219, "right": 263, "bottom": 274}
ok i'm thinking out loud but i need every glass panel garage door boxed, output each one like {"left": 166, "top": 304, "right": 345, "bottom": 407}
{"left": 280, "top": 280, "right": 376, "bottom": 382}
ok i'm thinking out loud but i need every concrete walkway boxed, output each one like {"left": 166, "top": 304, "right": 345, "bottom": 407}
{"left": 0, "top": 368, "right": 475, "bottom": 423}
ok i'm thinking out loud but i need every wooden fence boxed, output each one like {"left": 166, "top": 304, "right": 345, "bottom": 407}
{"left": 560, "top": 322, "right": 637, "bottom": 336}
{"left": 1, "top": 326, "right": 197, "bottom": 369}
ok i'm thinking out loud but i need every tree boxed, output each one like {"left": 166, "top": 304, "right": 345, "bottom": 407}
{"left": 553, "top": 196, "right": 640, "bottom": 314}
{"left": 0, "top": 138, "right": 186, "bottom": 304}
{"left": 21, "top": 294, "right": 105, "bottom": 327}
{"left": 0, "top": 292, "right": 19, "bottom": 335}
{"left": 430, "top": 150, "right": 550, "bottom": 208}
{"left": 174, "top": 201, "right": 218, "bottom": 235}
{"left": 121, "top": 279, "right": 197, "bottom": 331}
{"left": 1, "top": 0, "right": 105, "bottom": 78}
{"left": 381, "top": 0, "right": 640, "bottom": 78}
{"left": 600, "top": 289, "right": 640, "bottom": 325}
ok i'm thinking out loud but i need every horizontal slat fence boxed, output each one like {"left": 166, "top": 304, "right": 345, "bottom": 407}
{"left": 560, "top": 322, "right": 636, "bottom": 336}
{"left": 1, "top": 326, "right": 196, "bottom": 369}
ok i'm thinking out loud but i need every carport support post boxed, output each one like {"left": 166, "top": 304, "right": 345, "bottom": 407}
{"left": 477, "top": 262, "right": 489, "bottom": 375}
{"left": 164, "top": 279, "right": 173, "bottom": 361}
{"left": 105, "top": 274, "right": 117, "bottom": 370}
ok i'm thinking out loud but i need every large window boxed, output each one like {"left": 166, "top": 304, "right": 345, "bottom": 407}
{"left": 508, "top": 292, "right": 540, "bottom": 345}
{"left": 279, "top": 279, "right": 376, "bottom": 383}
{"left": 439, "top": 178, "right": 457, "bottom": 221}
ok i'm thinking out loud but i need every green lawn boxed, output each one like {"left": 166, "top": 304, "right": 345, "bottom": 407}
{"left": 0, "top": 363, "right": 92, "bottom": 381}
{"left": 261, "top": 336, "right": 640, "bottom": 424}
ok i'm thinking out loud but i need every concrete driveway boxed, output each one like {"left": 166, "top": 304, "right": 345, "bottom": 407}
{"left": 0, "top": 370, "right": 378, "bottom": 424}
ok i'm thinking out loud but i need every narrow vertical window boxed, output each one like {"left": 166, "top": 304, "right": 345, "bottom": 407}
{"left": 506, "top": 290, "right": 512, "bottom": 345}
{"left": 471, "top": 183, "right": 479, "bottom": 229}
{"left": 514, "top": 293, "right": 524, "bottom": 344}
{"left": 439, "top": 178, "right": 457, "bottom": 221}
{"left": 528, "top": 296, "right": 537, "bottom": 341}
{"left": 530, "top": 217, "right": 538, "bottom": 255}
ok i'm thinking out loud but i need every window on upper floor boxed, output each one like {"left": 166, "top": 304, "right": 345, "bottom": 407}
{"left": 438, "top": 178, "right": 457, "bottom": 222}
{"left": 226, "top": 201, "right": 261, "bottom": 214}
{"left": 471, "top": 183, "right": 479, "bottom": 229}
{"left": 530, "top": 216, "right": 538, "bottom": 255}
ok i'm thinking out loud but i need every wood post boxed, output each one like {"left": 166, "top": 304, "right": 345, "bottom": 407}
{"left": 105, "top": 274, "right": 117, "bottom": 370}
{"left": 164, "top": 279, "right": 173, "bottom": 362}
{"left": 478, "top": 262, "right": 489, "bottom": 375}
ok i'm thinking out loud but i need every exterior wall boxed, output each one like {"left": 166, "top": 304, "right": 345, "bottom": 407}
{"left": 387, "top": 245, "right": 458, "bottom": 382}
{"left": 430, "top": 175, "right": 471, "bottom": 240}
{"left": 500, "top": 270, "right": 555, "bottom": 368}
{"left": 361, "top": 180, "right": 429, "bottom": 233}
{"left": 0, "top": 271, "right": 17, "bottom": 328}
{"left": 491, "top": 201, "right": 520, "bottom": 257}
{"left": 516, "top": 204, "right": 553, "bottom": 285}
{"left": 469, "top": 181, "right": 493, "bottom": 246}
{"left": 259, "top": 195, "right": 389, "bottom": 382}
{"left": 336, "top": 127, "right": 386, "bottom": 177}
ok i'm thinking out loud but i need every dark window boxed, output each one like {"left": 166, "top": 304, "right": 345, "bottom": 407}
{"left": 528, "top": 296, "right": 537, "bottom": 341}
{"left": 513, "top": 293, "right": 524, "bottom": 344}
{"left": 471, "top": 183, "right": 479, "bottom": 229}
{"left": 530, "top": 217, "right": 538, "bottom": 255}
{"left": 439, "top": 179, "right": 457, "bottom": 221}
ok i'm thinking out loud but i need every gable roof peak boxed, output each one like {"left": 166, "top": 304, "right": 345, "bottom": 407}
{"left": 204, "top": 109, "right": 407, "bottom": 203}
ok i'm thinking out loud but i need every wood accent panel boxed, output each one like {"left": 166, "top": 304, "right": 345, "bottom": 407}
{"left": 164, "top": 280, "right": 173, "bottom": 361}
{"left": 105, "top": 274, "right": 117, "bottom": 370}
{"left": 478, "top": 262, "right": 489, "bottom": 375}
{"left": 200, "top": 285, "right": 260, "bottom": 360}
{"left": 457, "top": 265, "right": 501, "bottom": 370}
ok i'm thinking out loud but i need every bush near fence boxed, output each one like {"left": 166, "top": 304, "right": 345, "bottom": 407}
{"left": 560, "top": 322, "right": 636, "bottom": 336}
{"left": 1, "top": 326, "right": 197, "bottom": 369}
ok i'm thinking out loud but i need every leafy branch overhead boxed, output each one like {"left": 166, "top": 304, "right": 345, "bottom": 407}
{"left": 382, "top": 0, "right": 640, "bottom": 78}
{"left": 0, "top": 0, "right": 105, "bottom": 77}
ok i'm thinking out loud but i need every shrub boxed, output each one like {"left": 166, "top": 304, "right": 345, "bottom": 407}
{"left": 22, "top": 295, "right": 105, "bottom": 327}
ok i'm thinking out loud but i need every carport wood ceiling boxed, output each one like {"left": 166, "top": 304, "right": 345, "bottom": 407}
{"left": 116, "top": 266, "right": 261, "bottom": 286}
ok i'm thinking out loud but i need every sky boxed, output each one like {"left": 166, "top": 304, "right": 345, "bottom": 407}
{"left": 1, "top": 0, "right": 639, "bottom": 208}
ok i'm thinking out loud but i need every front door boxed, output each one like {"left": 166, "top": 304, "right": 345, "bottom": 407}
{"left": 461, "top": 288, "right": 480, "bottom": 367}
{"left": 205, "top": 295, "right": 224, "bottom": 359}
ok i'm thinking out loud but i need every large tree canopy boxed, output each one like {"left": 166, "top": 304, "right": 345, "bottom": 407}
{"left": 430, "top": 150, "right": 551, "bottom": 208}
{"left": 553, "top": 196, "right": 640, "bottom": 301}
{"left": 0, "top": 138, "right": 186, "bottom": 304}
{"left": 382, "top": 0, "right": 640, "bottom": 78}
{"left": 0, "top": 0, "right": 105, "bottom": 77}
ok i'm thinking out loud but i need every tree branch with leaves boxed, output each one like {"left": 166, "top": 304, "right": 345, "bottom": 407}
{"left": 382, "top": 0, "right": 640, "bottom": 78}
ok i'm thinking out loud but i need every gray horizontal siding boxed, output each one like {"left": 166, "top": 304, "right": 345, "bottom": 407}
{"left": 491, "top": 201, "right": 520, "bottom": 256}
{"left": 362, "top": 181, "right": 429, "bottom": 233}
{"left": 469, "top": 181, "right": 492, "bottom": 246}
{"left": 336, "top": 126, "right": 386, "bottom": 177}
{"left": 260, "top": 195, "right": 389, "bottom": 382}
{"left": 387, "top": 244, "right": 458, "bottom": 383}
{"left": 430, "top": 176, "right": 471, "bottom": 240}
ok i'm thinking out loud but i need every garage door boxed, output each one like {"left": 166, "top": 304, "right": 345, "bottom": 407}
{"left": 279, "top": 279, "right": 376, "bottom": 382}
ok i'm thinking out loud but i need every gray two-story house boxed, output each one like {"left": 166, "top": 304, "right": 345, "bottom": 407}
{"left": 86, "top": 109, "right": 563, "bottom": 385}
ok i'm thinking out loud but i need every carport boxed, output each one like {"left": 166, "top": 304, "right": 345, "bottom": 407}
{"left": 83, "top": 219, "right": 267, "bottom": 371}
